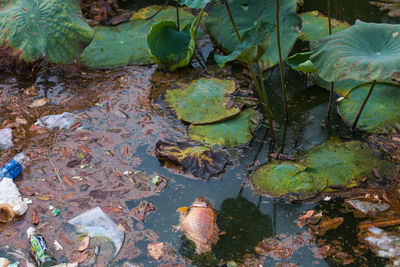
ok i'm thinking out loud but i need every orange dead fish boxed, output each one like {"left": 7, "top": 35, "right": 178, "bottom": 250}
{"left": 177, "top": 197, "right": 219, "bottom": 254}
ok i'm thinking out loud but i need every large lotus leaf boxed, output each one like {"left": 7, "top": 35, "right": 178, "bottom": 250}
{"left": 299, "top": 11, "right": 350, "bottom": 42}
{"left": 176, "top": 0, "right": 212, "bottom": 8}
{"left": 205, "top": 0, "right": 301, "bottom": 70}
{"left": 251, "top": 162, "right": 326, "bottom": 199}
{"left": 311, "top": 74, "right": 362, "bottom": 96}
{"left": 214, "top": 22, "right": 274, "bottom": 67}
{"left": 0, "top": 0, "right": 93, "bottom": 70}
{"left": 187, "top": 109, "right": 261, "bottom": 148}
{"left": 79, "top": 6, "right": 194, "bottom": 69}
{"left": 165, "top": 78, "right": 241, "bottom": 124}
{"left": 155, "top": 140, "right": 229, "bottom": 179}
{"left": 310, "top": 20, "right": 400, "bottom": 82}
{"left": 147, "top": 20, "right": 195, "bottom": 71}
{"left": 338, "top": 82, "right": 400, "bottom": 133}
{"left": 286, "top": 52, "right": 317, "bottom": 73}
{"left": 303, "top": 140, "right": 396, "bottom": 188}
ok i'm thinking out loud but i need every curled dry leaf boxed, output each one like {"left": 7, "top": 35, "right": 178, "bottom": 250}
{"left": 147, "top": 241, "right": 166, "bottom": 260}
{"left": 32, "top": 209, "right": 40, "bottom": 225}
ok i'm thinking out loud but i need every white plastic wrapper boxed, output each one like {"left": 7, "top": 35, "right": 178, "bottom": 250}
{"left": 0, "top": 178, "right": 28, "bottom": 218}
{"left": 0, "top": 128, "right": 13, "bottom": 150}
{"left": 68, "top": 207, "right": 125, "bottom": 257}
{"left": 36, "top": 112, "right": 76, "bottom": 130}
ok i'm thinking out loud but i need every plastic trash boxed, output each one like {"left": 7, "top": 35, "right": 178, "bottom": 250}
{"left": 67, "top": 207, "right": 124, "bottom": 257}
{"left": 36, "top": 112, "right": 76, "bottom": 130}
{"left": 364, "top": 226, "right": 400, "bottom": 266}
{"left": 0, "top": 258, "right": 10, "bottom": 267}
{"left": 0, "top": 153, "right": 30, "bottom": 222}
{"left": 0, "top": 128, "right": 13, "bottom": 150}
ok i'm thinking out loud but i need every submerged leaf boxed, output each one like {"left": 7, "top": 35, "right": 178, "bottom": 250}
{"left": 251, "top": 140, "right": 396, "bottom": 200}
{"left": 338, "top": 82, "right": 400, "bottom": 133}
{"left": 79, "top": 6, "right": 194, "bottom": 69}
{"left": 155, "top": 140, "right": 229, "bottom": 179}
{"left": 188, "top": 109, "right": 261, "bottom": 148}
{"left": 147, "top": 20, "right": 196, "bottom": 71}
{"left": 311, "top": 20, "right": 400, "bottom": 82}
{"left": 370, "top": 0, "right": 400, "bottom": 17}
{"left": 165, "top": 78, "right": 241, "bottom": 124}
{"left": 205, "top": 0, "right": 301, "bottom": 70}
{"left": 0, "top": 0, "right": 93, "bottom": 71}
{"left": 299, "top": 11, "right": 350, "bottom": 42}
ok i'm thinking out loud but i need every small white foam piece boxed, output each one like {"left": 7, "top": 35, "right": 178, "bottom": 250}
{"left": 0, "top": 128, "right": 13, "bottom": 150}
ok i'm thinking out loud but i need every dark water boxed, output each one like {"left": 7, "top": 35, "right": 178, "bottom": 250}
{"left": 0, "top": 1, "right": 398, "bottom": 266}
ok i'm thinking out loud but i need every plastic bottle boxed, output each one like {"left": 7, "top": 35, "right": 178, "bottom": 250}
{"left": 0, "top": 152, "right": 27, "bottom": 181}
{"left": 27, "top": 227, "right": 58, "bottom": 267}
{"left": 0, "top": 153, "right": 29, "bottom": 222}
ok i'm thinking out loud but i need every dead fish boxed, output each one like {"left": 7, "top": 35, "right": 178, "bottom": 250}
{"left": 177, "top": 197, "right": 219, "bottom": 254}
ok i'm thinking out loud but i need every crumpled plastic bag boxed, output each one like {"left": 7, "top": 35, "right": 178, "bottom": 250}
{"left": 0, "top": 178, "right": 29, "bottom": 222}
{"left": 67, "top": 207, "right": 124, "bottom": 257}
{"left": 0, "top": 128, "right": 13, "bottom": 150}
{"left": 364, "top": 226, "right": 400, "bottom": 265}
{"left": 36, "top": 112, "right": 76, "bottom": 130}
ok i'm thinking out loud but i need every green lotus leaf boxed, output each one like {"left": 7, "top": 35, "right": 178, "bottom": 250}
{"left": 79, "top": 6, "right": 194, "bottom": 69}
{"left": 176, "top": 0, "right": 212, "bottom": 8}
{"left": 214, "top": 22, "right": 274, "bottom": 67}
{"left": 155, "top": 140, "right": 229, "bottom": 179}
{"left": 286, "top": 52, "right": 317, "bottom": 73}
{"left": 338, "top": 82, "right": 400, "bottom": 133}
{"left": 310, "top": 20, "right": 400, "bottom": 82}
{"left": 0, "top": 0, "right": 93, "bottom": 70}
{"left": 147, "top": 20, "right": 195, "bottom": 71}
{"left": 251, "top": 140, "right": 396, "bottom": 199}
{"left": 310, "top": 74, "right": 361, "bottom": 96}
{"left": 188, "top": 109, "right": 261, "bottom": 148}
{"left": 165, "top": 78, "right": 241, "bottom": 124}
{"left": 299, "top": 11, "right": 350, "bottom": 42}
{"left": 251, "top": 162, "right": 326, "bottom": 199}
{"left": 205, "top": 0, "right": 301, "bottom": 70}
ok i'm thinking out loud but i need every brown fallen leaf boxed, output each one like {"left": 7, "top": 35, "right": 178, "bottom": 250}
{"left": 79, "top": 146, "right": 91, "bottom": 154}
{"left": 297, "top": 210, "right": 314, "bottom": 228}
{"left": 62, "top": 175, "right": 74, "bottom": 186}
{"left": 78, "top": 236, "right": 90, "bottom": 252}
{"left": 147, "top": 241, "right": 166, "bottom": 260}
{"left": 29, "top": 98, "right": 50, "bottom": 108}
{"left": 315, "top": 217, "right": 344, "bottom": 235}
{"left": 70, "top": 122, "right": 83, "bottom": 131}
{"left": 130, "top": 201, "right": 156, "bottom": 221}
{"left": 32, "top": 209, "right": 39, "bottom": 225}
{"left": 102, "top": 206, "right": 122, "bottom": 213}
{"left": 71, "top": 250, "right": 90, "bottom": 264}
{"left": 61, "top": 193, "right": 75, "bottom": 200}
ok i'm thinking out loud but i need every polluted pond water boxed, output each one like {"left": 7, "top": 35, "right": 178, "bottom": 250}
{"left": 1, "top": 0, "right": 400, "bottom": 267}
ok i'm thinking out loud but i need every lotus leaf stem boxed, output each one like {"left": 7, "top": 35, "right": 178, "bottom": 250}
{"left": 224, "top": 1, "right": 241, "bottom": 41}
{"left": 194, "top": 6, "right": 205, "bottom": 37}
{"left": 276, "top": 0, "right": 288, "bottom": 120}
{"left": 352, "top": 80, "right": 377, "bottom": 130}
{"left": 145, "top": 0, "right": 170, "bottom": 20}
{"left": 176, "top": 6, "right": 180, "bottom": 31}
{"left": 327, "top": 0, "right": 334, "bottom": 116}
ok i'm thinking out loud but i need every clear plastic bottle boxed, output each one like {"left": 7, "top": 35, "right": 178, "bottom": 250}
{"left": 0, "top": 152, "right": 27, "bottom": 181}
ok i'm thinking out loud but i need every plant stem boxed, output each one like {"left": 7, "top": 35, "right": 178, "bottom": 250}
{"left": 276, "top": 0, "right": 288, "bottom": 120}
{"left": 193, "top": 6, "right": 205, "bottom": 37}
{"left": 327, "top": 0, "right": 334, "bottom": 116}
{"left": 176, "top": 6, "right": 180, "bottom": 31}
{"left": 352, "top": 80, "right": 376, "bottom": 130}
{"left": 224, "top": 1, "right": 241, "bottom": 41}
{"left": 145, "top": 0, "right": 170, "bottom": 20}
{"left": 251, "top": 63, "right": 275, "bottom": 142}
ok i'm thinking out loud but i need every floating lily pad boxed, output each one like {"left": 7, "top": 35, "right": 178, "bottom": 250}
{"left": 338, "top": 82, "right": 400, "bottom": 133}
{"left": 155, "top": 140, "right": 229, "bottom": 179}
{"left": 79, "top": 6, "right": 194, "bottom": 69}
{"left": 205, "top": 0, "right": 301, "bottom": 70}
{"left": 214, "top": 21, "right": 274, "bottom": 67}
{"left": 0, "top": 0, "right": 93, "bottom": 71}
{"left": 311, "top": 20, "right": 400, "bottom": 82}
{"left": 286, "top": 52, "right": 317, "bottom": 73}
{"left": 147, "top": 20, "right": 195, "bottom": 71}
{"left": 251, "top": 140, "right": 396, "bottom": 199}
{"left": 303, "top": 140, "right": 396, "bottom": 187}
{"left": 165, "top": 78, "right": 241, "bottom": 124}
{"left": 188, "top": 109, "right": 261, "bottom": 148}
{"left": 299, "top": 11, "right": 350, "bottom": 42}
{"left": 176, "top": 0, "right": 212, "bottom": 8}
{"left": 251, "top": 162, "right": 326, "bottom": 199}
